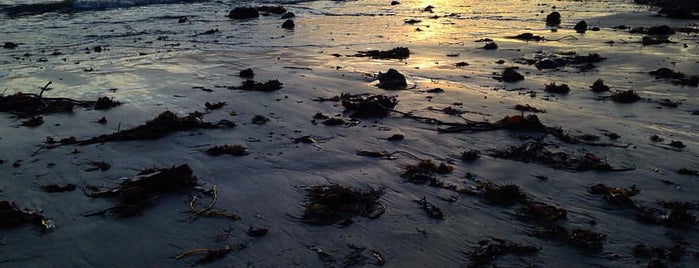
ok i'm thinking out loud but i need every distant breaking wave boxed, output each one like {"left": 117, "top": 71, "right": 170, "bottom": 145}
{"left": 1, "top": 0, "right": 208, "bottom": 17}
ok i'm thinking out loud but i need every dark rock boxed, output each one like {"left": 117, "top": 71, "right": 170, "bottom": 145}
{"left": 282, "top": 19, "right": 295, "bottom": 30}
{"left": 574, "top": 20, "right": 588, "bottom": 33}
{"left": 501, "top": 67, "right": 524, "bottom": 82}
{"left": 281, "top": 12, "right": 295, "bottom": 19}
{"left": 239, "top": 68, "right": 254, "bottom": 78}
{"left": 649, "top": 68, "right": 684, "bottom": 79}
{"left": 257, "top": 5, "right": 286, "bottom": 14}
{"left": 177, "top": 17, "right": 188, "bottom": 23}
{"left": 483, "top": 42, "right": 498, "bottom": 50}
{"left": 590, "top": 79, "right": 610, "bottom": 92}
{"left": 546, "top": 12, "right": 561, "bottom": 26}
{"left": 391, "top": 1, "right": 400, "bottom": 5}
{"left": 647, "top": 25, "right": 675, "bottom": 35}
{"left": 3, "top": 42, "right": 18, "bottom": 49}
{"left": 535, "top": 59, "right": 558, "bottom": 70}
{"left": 228, "top": 7, "right": 260, "bottom": 19}
{"left": 544, "top": 82, "right": 570, "bottom": 94}
{"left": 355, "top": 47, "right": 410, "bottom": 60}
{"left": 377, "top": 69, "right": 407, "bottom": 89}
{"left": 611, "top": 90, "right": 641, "bottom": 103}
{"left": 94, "top": 97, "right": 120, "bottom": 110}
{"left": 93, "top": 46, "right": 103, "bottom": 53}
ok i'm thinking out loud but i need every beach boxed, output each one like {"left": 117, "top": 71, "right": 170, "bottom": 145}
{"left": 1, "top": 0, "right": 698, "bottom": 267}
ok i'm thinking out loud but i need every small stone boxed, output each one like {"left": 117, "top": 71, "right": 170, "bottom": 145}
{"left": 282, "top": 19, "right": 295, "bottom": 30}
{"left": 574, "top": 20, "right": 588, "bottom": 33}
{"left": 377, "top": 69, "right": 407, "bottom": 90}
{"left": 546, "top": 12, "right": 561, "bottom": 26}
{"left": 228, "top": 7, "right": 260, "bottom": 19}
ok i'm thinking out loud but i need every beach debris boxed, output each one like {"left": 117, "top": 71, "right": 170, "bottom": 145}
{"left": 589, "top": 184, "right": 639, "bottom": 208}
{"left": 530, "top": 226, "right": 606, "bottom": 252}
{"left": 637, "top": 202, "right": 698, "bottom": 229}
{"left": 281, "top": 19, "right": 295, "bottom": 29}
{"left": 3, "top": 42, "right": 18, "bottom": 49}
{"left": 491, "top": 141, "right": 633, "bottom": 172}
{"left": 294, "top": 135, "right": 316, "bottom": 144}
{"left": 187, "top": 186, "right": 240, "bottom": 221}
{"left": 544, "top": 82, "right": 570, "bottom": 94}
{"left": 377, "top": 69, "right": 407, "bottom": 90}
{"left": 320, "top": 117, "right": 344, "bottom": 126}
{"left": 632, "top": 243, "right": 685, "bottom": 266}
{"left": 467, "top": 238, "right": 539, "bottom": 267}
{"left": 341, "top": 94, "right": 398, "bottom": 118}
{"left": 47, "top": 111, "right": 233, "bottom": 147}
{"left": 386, "top": 134, "right": 404, "bottom": 141}
{"left": 82, "top": 164, "right": 197, "bottom": 217}
{"left": 574, "top": 20, "right": 588, "bottom": 33}
{"left": 668, "top": 140, "right": 685, "bottom": 148}
{"left": 499, "top": 67, "right": 524, "bottom": 82}
{"left": 251, "top": 115, "right": 270, "bottom": 125}
{"left": 678, "top": 168, "right": 699, "bottom": 176}
{"left": 238, "top": 68, "right": 254, "bottom": 78}
{"left": 230, "top": 79, "right": 283, "bottom": 92}
{"left": 302, "top": 184, "right": 385, "bottom": 225}
{"left": 205, "top": 144, "right": 247, "bottom": 156}
{"left": 417, "top": 197, "right": 445, "bottom": 220}
{"left": 228, "top": 7, "right": 259, "bottom": 19}
{"left": 514, "top": 104, "right": 546, "bottom": 113}
{"left": 482, "top": 42, "right": 498, "bottom": 50}
{"left": 590, "top": 79, "right": 610, "bottom": 92}
{"left": 534, "top": 59, "right": 559, "bottom": 70}
{"left": 461, "top": 150, "right": 481, "bottom": 162}
{"left": 257, "top": 5, "right": 286, "bottom": 14}
{"left": 0, "top": 90, "right": 109, "bottom": 117}
{"left": 610, "top": 90, "right": 642, "bottom": 103}
{"left": 94, "top": 97, "right": 120, "bottom": 110}
{"left": 515, "top": 201, "right": 567, "bottom": 222}
{"left": 423, "top": 5, "right": 435, "bottom": 12}
{"left": 38, "top": 183, "right": 76, "bottom": 193}
{"left": 401, "top": 159, "right": 453, "bottom": 184}
{"left": 204, "top": 101, "right": 226, "bottom": 110}
{"left": 85, "top": 161, "right": 111, "bottom": 172}
{"left": 0, "top": 200, "right": 54, "bottom": 231}
{"left": 308, "top": 244, "right": 385, "bottom": 267}
{"left": 655, "top": 99, "right": 681, "bottom": 108}
{"left": 546, "top": 12, "right": 561, "bottom": 26}
{"left": 247, "top": 227, "right": 269, "bottom": 237}
{"left": 354, "top": 47, "right": 409, "bottom": 60}
{"left": 404, "top": 18, "right": 421, "bottom": 24}
{"left": 176, "top": 244, "right": 246, "bottom": 265}
{"left": 506, "top": 33, "right": 545, "bottom": 42}
{"left": 21, "top": 116, "right": 44, "bottom": 127}
{"left": 480, "top": 183, "right": 529, "bottom": 206}
{"left": 455, "top": 61, "right": 469, "bottom": 67}
{"left": 649, "top": 68, "right": 698, "bottom": 86}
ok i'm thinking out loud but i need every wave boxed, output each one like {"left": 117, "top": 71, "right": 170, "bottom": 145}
{"left": 1, "top": 0, "right": 208, "bottom": 17}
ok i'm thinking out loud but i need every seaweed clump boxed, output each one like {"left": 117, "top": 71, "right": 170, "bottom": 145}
{"left": 544, "top": 82, "right": 570, "bottom": 94}
{"left": 401, "top": 159, "right": 453, "bottom": 185}
{"left": 515, "top": 201, "right": 567, "bottom": 222}
{"left": 590, "top": 79, "right": 610, "bottom": 92}
{"left": 83, "top": 164, "right": 198, "bottom": 217}
{"left": 491, "top": 141, "right": 630, "bottom": 172}
{"left": 0, "top": 92, "right": 102, "bottom": 117}
{"left": 205, "top": 144, "right": 247, "bottom": 156}
{"left": 649, "top": 68, "right": 698, "bottom": 86}
{"left": 498, "top": 67, "right": 524, "bottom": 82}
{"left": 589, "top": 184, "right": 640, "bottom": 208}
{"left": 531, "top": 226, "right": 606, "bottom": 252}
{"left": 341, "top": 94, "right": 398, "bottom": 118}
{"left": 0, "top": 200, "right": 54, "bottom": 231}
{"left": 231, "top": 79, "right": 283, "bottom": 92}
{"left": 611, "top": 90, "right": 642, "bottom": 103}
{"left": 302, "top": 185, "right": 385, "bottom": 225}
{"left": 50, "top": 111, "right": 234, "bottom": 146}
{"left": 377, "top": 69, "right": 407, "bottom": 90}
{"left": 467, "top": 238, "right": 539, "bottom": 267}
{"left": 354, "top": 47, "right": 410, "bottom": 60}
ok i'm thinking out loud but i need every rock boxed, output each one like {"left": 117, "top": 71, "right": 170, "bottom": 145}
{"left": 590, "top": 79, "right": 610, "bottom": 92}
{"left": 177, "top": 17, "right": 188, "bottom": 23}
{"left": 501, "top": 67, "right": 524, "bottom": 82}
{"left": 377, "top": 69, "right": 407, "bottom": 90}
{"left": 257, "top": 6, "right": 286, "bottom": 15}
{"left": 391, "top": 1, "right": 400, "bottom": 5}
{"left": 3, "top": 42, "right": 18, "bottom": 49}
{"left": 544, "top": 82, "right": 570, "bottom": 94}
{"left": 281, "top": 12, "right": 295, "bottom": 19}
{"left": 282, "top": 19, "right": 295, "bottom": 29}
{"left": 574, "top": 20, "right": 588, "bottom": 33}
{"left": 611, "top": 90, "right": 641, "bottom": 103}
{"left": 483, "top": 42, "right": 498, "bottom": 50}
{"left": 239, "top": 68, "right": 254, "bottom": 78}
{"left": 228, "top": 7, "right": 259, "bottom": 19}
{"left": 546, "top": 12, "right": 561, "bottom": 26}
{"left": 535, "top": 59, "right": 558, "bottom": 70}
{"left": 647, "top": 25, "right": 675, "bottom": 35}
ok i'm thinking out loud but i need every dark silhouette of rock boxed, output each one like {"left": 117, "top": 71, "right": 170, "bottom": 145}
{"left": 377, "top": 69, "right": 407, "bottom": 90}
{"left": 391, "top": 1, "right": 401, "bottom": 5}
{"left": 281, "top": 12, "right": 295, "bottom": 19}
{"left": 574, "top": 20, "right": 588, "bottom": 33}
{"left": 228, "top": 7, "right": 259, "bottom": 19}
{"left": 501, "top": 67, "right": 524, "bottom": 82}
{"left": 544, "top": 82, "right": 570, "bottom": 94}
{"left": 535, "top": 59, "right": 558, "bottom": 70}
{"left": 282, "top": 19, "right": 295, "bottom": 30}
{"left": 3, "top": 42, "right": 18, "bottom": 49}
{"left": 239, "top": 68, "right": 254, "bottom": 78}
{"left": 483, "top": 42, "right": 498, "bottom": 50}
{"left": 590, "top": 79, "right": 610, "bottom": 92}
{"left": 546, "top": 12, "right": 561, "bottom": 26}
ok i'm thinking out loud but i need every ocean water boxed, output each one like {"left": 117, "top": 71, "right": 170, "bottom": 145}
{"left": 1, "top": 0, "right": 698, "bottom": 267}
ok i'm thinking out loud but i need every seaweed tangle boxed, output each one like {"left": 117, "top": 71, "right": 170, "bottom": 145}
{"left": 0, "top": 200, "right": 54, "bottom": 231}
{"left": 491, "top": 141, "right": 634, "bottom": 171}
{"left": 48, "top": 111, "right": 234, "bottom": 147}
{"left": 229, "top": 79, "right": 283, "bottom": 92}
{"left": 341, "top": 94, "right": 399, "bottom": 118}
{"left": 0, "top": 92, "right": 103, "bottom": 117}
{"left": 82, "top": 164, "right": 199, "bottom": 217}
{"left": 530, "top": 226, "right": 606, "bottom": 252}
{"left": 302, "top": 184, "right": 385, "bottom": 225}
{"left": 353, "top": 47, "right": 410, "bottom": 60}
{"left": 467, "top": 238, "right": 539, "bottom": 267}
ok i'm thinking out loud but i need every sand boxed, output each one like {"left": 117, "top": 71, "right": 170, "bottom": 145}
{"left": 1, "top": 0, "right": 698, "bottom": 267}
